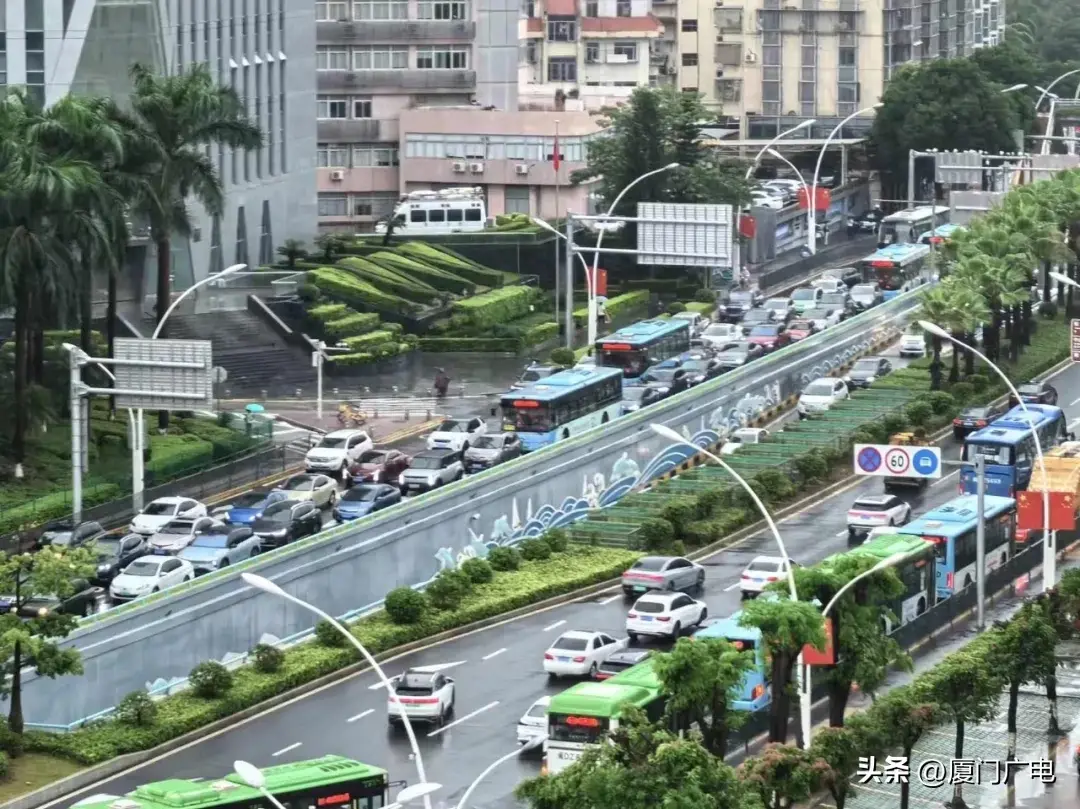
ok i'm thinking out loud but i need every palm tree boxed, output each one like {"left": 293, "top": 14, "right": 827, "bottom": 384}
{"left": 126, "top": 62, "right": 263, "bottom": 430}
{"left": 919, "top": 279, "right": 988, "bottom": 387}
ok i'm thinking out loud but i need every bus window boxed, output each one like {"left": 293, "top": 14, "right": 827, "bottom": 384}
{"left": 465, "top": 208, "right": 482, "bottom": 221}
{"left": 962, "top": 442, "right": 1013, "bottom": 465}
{"left": 409, "top": 208, "right": 426, "bottom": 223}
{"left": 429, "top": 208, "right": 445, "bottom": 223}
{"left": 447, "top": 208, "right": 463, "bottom": 222}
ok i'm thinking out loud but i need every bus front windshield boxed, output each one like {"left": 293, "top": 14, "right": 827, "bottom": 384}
{"left": 502, "top": 404, "right": 553, "bottom": 432}
{"left": 879, "top": 221, "right": 920, "bottom": 246}
{"left": 598, "top": 348, "right": 647, "bottom": 377}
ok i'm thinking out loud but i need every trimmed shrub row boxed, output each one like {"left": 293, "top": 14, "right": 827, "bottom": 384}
{"left": 337, "top": 256, "right": 441, "bottom": 304}
{"left": 308, "top": 267, "right": 423, "bottom": 317}
{"left": 573, "top": 290, "right": 650, "bottom": 325}
{"left": 323, "top": 312, "right": 381, "bottom": 340}
{"left": 367, "top": 251, "right": 476, "bottom": 296}
{"left": 418, "top": 337, "right": 523, "bottom": 353}
{"left": 396, "top": 242, "right": 504, "bottom": 288}
{"left": 524, "top": 321, "right": 559, "bottom": 346}
{"left": 452, "top": 286, "right": 537, "bottom": 329}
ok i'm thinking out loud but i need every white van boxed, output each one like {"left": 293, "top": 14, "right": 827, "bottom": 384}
{"left": 376, "top": 187, "right": 487, "bottom": 235}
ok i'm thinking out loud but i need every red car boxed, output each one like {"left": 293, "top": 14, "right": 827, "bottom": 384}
{"left": 745, "top": 324, "right": 792, "bottom": 352}
{"left": 347, "top": 449, "right": 411, "bottom": 486}
{"left": 786, "top": 319, "right": 818, "bottom": 342}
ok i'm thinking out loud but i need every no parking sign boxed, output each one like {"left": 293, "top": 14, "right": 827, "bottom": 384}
{"left": 853, "top": 444, "right": 942, "bottom": 479}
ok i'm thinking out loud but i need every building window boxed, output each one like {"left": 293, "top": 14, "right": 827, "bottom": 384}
{"left": 352, "top": 0, "right": 407, "bottom": 18}
{"left": 354, "top": 145, "right": 399, "bottom": 166}
{"left": 319, "top": 195, "right": 349, "bottom": 216}
{"left": 416, "top": 46, "right": 469, "bottom": 69}
{"left": 353, "top": 98, "right": 373, "bottom": 117}
{"left": 316, "top": 47, "right": 348, "bottom": 70}
{"left": 547, "top": 56, "right": 576, "bottom": 81}
{"left": 547, "top": 17, "right": 576, "bottom": 41}
{"left": 317, "top": 144, "right": 350, "bottom": 167}
{"left": 316, "top": 1, "right": 348, "bottom": 18}
{"left": 613, "top": 41, "right": 637, "bottom": 61}
{"left": 354, "top": 46, "right": 409, "bottom": 69}
{"left": 585, "top": 41, "right": 600, "bottom": 62}
{"left": 418, "top": 1, "right": 468, "bottom": 19}
{"left": 681, "top": 52, "right": 698, "bottom": 66}
{"left": 838, "top": 46, "right": 856, "bottom": 66}
{"left": 504, "top": 186, "right": 530, "bottom": 215}
{"left": 317, "top": 95, "right": 348, "bottom": 118}
{"left": 681, "top": 18, "right": 697, "bottom": 31}
{"left": 615, "top": 0, "right": 630, "bottom": 16}
{"left": 585, "top": 0, "right": 597, "bottom": 14}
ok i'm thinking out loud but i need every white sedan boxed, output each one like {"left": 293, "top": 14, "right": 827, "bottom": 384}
{"left": 277, "top": 473, "right": 338, "bottom": 509}
{"left": 740, "top": 555, "right": 799, "bottom": 598}
{"left": 798, "top": 377, "right": 849, "bottom": 417}
{"left": 626, "top": 593, "right": 707, "bottom": 642}
{"left": 846, "top": 494, "right": 912, "bottom": 540}
{"left": 109, "top": 556, "right": 195, "bottom": 602}
{"left": 129, "top": 496, "right": 208, "bottom": 535}
{"left": 544, "top": 630, "right": 629, "bottom": 678}
{"left": 517, "top": 695, "right": 550, "bottom": 745}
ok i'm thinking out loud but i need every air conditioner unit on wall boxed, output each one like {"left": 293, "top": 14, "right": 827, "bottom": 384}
{"left": 515, "top": 164, "right": 529, "bottom": 175}
{"left": 469, "top": 162, "right": 485, "bottom": 173}
{"left": 330, "top": 170, "right": 345, "bottom": 181}
{"left": 745, "top": 51, "right": 757, "bottom": 62}
{"left": 452, "top": 161, "right": 467, "bottom": 172}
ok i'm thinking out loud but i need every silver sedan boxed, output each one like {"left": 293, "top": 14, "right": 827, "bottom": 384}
{"left": 620, "top": 555, "right": 705, "bottom": 598}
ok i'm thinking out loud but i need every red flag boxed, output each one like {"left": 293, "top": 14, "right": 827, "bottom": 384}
{"left": 1017, "top": 490, "right": 1043, "bottom": 531}
{"left": 552, "top": 131, "right": 561, "bottom": 172}
{"left": 1050, "top": 491, "right": 1077, "bottom": 531}
{"left": 802, "top": 617, "right": 835, "bottom": 666}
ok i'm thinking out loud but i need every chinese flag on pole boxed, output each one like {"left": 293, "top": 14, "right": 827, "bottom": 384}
{"left": 802, "top": 617, "right": 835, "bottom": 666}
{"left": 552, "top": 132, "right": 561, "bottom": 172}
{"left": 1050, "top": 491, "right": 1077, "bottom": 531}
{"left": 1016, "top": 490, "right": 1043, "bottom": 531}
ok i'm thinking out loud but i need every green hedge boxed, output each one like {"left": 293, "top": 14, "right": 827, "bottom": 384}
{"left": 396, "top": 242, "right": 505, "bottom": 288}
{"left": 573, "top": 290, "right": 650, "bottom": 326}
{"left": 683, "top": 301, "right": 714, "bottom": 315}
{"left": 367, "top": 251, "right": 476, "bottom": 296}
{"left": 323, "top": 312, "right": 381, "bottom": 340}
{"left": 25, "top": 547, "right": 638, "bottom": 766}
{"left": 337, "top": 256, "right": 440, "bottom": 304}
{"left": 332, "top": 343, "right": 414, "bottom": 367}
{"left": 174, "top": 419, "right": 258, "bottom": 461}
{"left": 0, "top": 482, "right": 122, "bottom": 535}
{"left": 452, "top": 286, "right": 535, "bottom": 329}
{"left": 418, "top": 337, "right": 522, "bottom": 352}
{"left": 341, "top": 330, "right": 400, "bottom": 352}
{"left": 307, "top": 303, "right": 350, "bottom": 322}
{"left": 524, "top": 321, "right": 559, "bottom": 346}
{"left": 145, "top": 435, "right": 214, "bottom": 484}
{"left": 308, "top": 268, "right": 422, "bottom": 317}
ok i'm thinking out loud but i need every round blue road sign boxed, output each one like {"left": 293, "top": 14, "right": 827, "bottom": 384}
{"left": 857, "top": 446, "right": 882, "bottom": 473}
{"left": 912, "top": 449, "right": 939, "bottom": 477}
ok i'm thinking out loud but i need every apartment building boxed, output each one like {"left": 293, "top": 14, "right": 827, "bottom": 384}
{"left": 318, "top": 106, "right": 600, "bottom": 230}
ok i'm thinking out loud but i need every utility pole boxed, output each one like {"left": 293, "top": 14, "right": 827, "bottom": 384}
{"left": 975, "top": 454, "right": 986, "bottom": 630}
{"left": 563, "top": 215, "right": 575, "bottom": 348}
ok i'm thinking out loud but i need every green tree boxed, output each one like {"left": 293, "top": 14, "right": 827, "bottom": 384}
{"left": 571, "top": 86, "right": 751, "bottom": 241}
{"left": 809, "top": 727, "right": 862, "bottom": 809}
{"left": 870, "top": 58, "right": 1020, "bottom": 202}
{"left": 737, "top": 743, "right": 826, "bottom": 809}
{"left": 987, "top": 604, "right": 1058, "bottom": 776}
{"left": 126, "top": 62, "right": 263, "bottom": 430}
{"left": 918, "top": 649, "right": 1002, "bottom": 809}
{"left": 0, "top": 547, "right": 96, "bottom": 732}
{"left": 652, "top": 635, "right": 753, "bottom": 756}
{"left": 739, "top": 597, "right": 825, "bottom": 744}
{"left": 516, "top": 706, "right": 756, "bottom": 809}
{"left": 858, "top": 691, "right": 938, "bottom": 809}
{"left": 276, "top": 238, "right": 307, "bottom": 268}
{"left": 918, "top": 278, "right": 989, "bottom": 387}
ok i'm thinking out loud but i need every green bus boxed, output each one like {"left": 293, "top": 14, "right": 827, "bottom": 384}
{"left": 825, "top": 533, "right": 936, "bottom": 627}
{"left": 71, "top": 756, "right": 390, "bottom": 809}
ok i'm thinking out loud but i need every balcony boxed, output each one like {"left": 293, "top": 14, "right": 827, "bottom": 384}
{"left": 318, "top": 69, "right": 476, "bottom": 91}
{"left": 317, "top": 20, "right": 476, "bottom": 43}
{"left": 317, "top": 119, "right": 384, "bottom": 141}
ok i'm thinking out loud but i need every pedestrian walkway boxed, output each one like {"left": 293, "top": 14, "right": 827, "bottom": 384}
{"left": 268, "top": 407, "right": 444, "bottom": 444}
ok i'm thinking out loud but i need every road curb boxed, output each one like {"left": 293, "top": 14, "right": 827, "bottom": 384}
{"left": 379, "top": 418, "right": 444, "bottom": 445}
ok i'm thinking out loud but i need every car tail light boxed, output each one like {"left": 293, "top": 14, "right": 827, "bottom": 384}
{"left": 628, "top": 612, "right": 638, "bottom": 618}
{"left": 544, "top": 653, "right": 554, "bottom": 660}
{"left": 396, "top": 697, "right": 439, "bottom": 704}
{"left": 657, "top": 616, "right": 671, "bottom": 622}
{"left": 766, "top": 576, "right": 779, "bottom": 582}
{"left": 573, "top": 656, "right": 586, "bottom": 663}
{"left": 752, "top": 684, "right": 765, "bottom": 699}
{"left": 740, "top": 574, "right": 750, "bottom": 579}
{"left": 953, "top": 419, "right": 962, "bottom": 426}
{"left": 976, "top": 420, "right": 987, "bottom": 427}
{"left": 946, "top": 572, "right": 954, "bottom": 589}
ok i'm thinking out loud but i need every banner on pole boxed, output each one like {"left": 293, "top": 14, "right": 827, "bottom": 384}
{"left": 1017, "top": 490, "right": 1077, "bottom": 531}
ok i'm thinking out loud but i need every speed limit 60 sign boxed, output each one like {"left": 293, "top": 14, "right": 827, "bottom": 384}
{"left": 853, "top": 444, "right": 942, "bottom": 479}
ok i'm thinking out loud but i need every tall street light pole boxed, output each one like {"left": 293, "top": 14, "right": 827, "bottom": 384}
{"left": 766, "top": 148, "right": 812, "bottom": 247}
{"left": 649, "top": 423, "right": 810, "bottom": 747}
{"left": 744, "top": 119, "right": 817, "bottom": 182}
{"left": 455, "top": 737, "right": 544, "bottom": 809}
{"left": 240, "top": 573, "right": 442, "bottom": 809}
{"left": 1035, "top": 69, "right": 1080, "bottom": 112}
{"left": 809, "top": 105, "right": 882, "bottom": 255}
{"left": 917, "top": 321, "right": 1053, "bottom": 590}
{"left": 531, "top": 217, "right": 596, "bottom": 351}
{"left": 589, "top": 164, "right": 680, "bottom": 348}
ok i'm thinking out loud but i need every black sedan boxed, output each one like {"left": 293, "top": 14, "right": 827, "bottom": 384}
{"left": 738, "top": 308, "right": 778, "bottom": 334}
{"left": 621, "top": 386, "right": 665, "bottom": 414}
{"left": 596, "top": 649, "right": 652, "bottom": 680}
{"left": 845, "top": 356, "right": 893, "bottom": 389}
{"left": 37, "top": 520, "right": 106, "bottom": 550}
{"left": 251, "top": 500, "right": 323, "bottom": 549}
{"left": 679, "top": 357, "right": 724, "bottom": 385}
{"left": 720, "top": 290, "right": 764, "bottom": 322}
{"left": 713, "top": 341, "right": 766, "bottom": 371}
{"left": 952, "top": 404, "right": 1006, "bottom": 440}
{"left": 1009, "top": 381, "right": 1058, "bottom": 408}
{"left": 0, "top": 577, "right": 103, "bottom": 619}
{"left": 638, "top": 367, "right": 692, "bottom": 397}
{"left": 91, "top": 533, "right": 149, "bottom": 585}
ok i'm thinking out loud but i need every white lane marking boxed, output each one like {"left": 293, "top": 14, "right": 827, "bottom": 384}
{"left": 427, "top": 701, "right": 500, "bottom": 737}
{"left": 482, "top": 648, "right": 507, "bottom": 661}
{"left": 596, "top": 594, "right": 620, "bottom": 605}
{"left": 543, "top": 620, "right": 566, "bottom": 632}
{"left": 369, "top": 680, "right": 388, "bottom": 690}
{"left": 273, "top": 742, "right": 302, "bottom": 756}
{"left": 834, "top": 530, "right": 849, "bottom": 537}
{"left": 347, "top": 709, "right": 374, "bottom": 723}
{"left": 190, "top": 778, "right": 204, "bottom": 782}
{"left": 1071, "top": 395, "right": 1080, "bottom": 407}
{"left": 723, "top": 581, "right": 742, "bottom": 592}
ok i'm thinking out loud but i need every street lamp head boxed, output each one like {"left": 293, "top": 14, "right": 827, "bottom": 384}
{"left": 241, "top": 572, "right": 287, "bottom": 598}
{"left": 766, "top": 148, "right": 783, "bottom": 160}
{"left": 916, "top": 320, "right": 950, "bottom": 340}
{"left": 1049, "top": 270, "right": 1077, "bottom": 287}
{"left": 530, "top": 218, "right": 561, "bottom": 238}
{"left": 234, "top": 760, "right": 266, "bottom": 789}
{"left": 223, "top": 263, "right": 249, "bottom": 275}
{"left": 396, "top": 782, "right": 442, "bottom": 804}
{"left": 871, "top": 103, "right": 884, "bottom": 110}
{"left": 663, "top": 162, "right": 681, "bottom": 170}
{"left": 650, "top": 423, "right": 686, "bottom": 446}
{"left": 1001, "top": 83, "right": 1028, "bottom": 93}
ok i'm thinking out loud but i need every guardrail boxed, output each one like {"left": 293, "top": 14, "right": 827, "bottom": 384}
{"left": 19, "top": 286, "right": 926, "bottom": 725}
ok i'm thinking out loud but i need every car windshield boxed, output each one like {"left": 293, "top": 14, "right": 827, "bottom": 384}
{"left": 704, "top": 325, "right": 733, "bottom": 336}
{"left": 623, "top": 387, "right": 649, "bottom": 401}
{"left": 317, "top": 436, "right": 348, "bottom": 449}
{"left": 357, "top": 451, "right": 387, "bottom": 464}
{"left": 410, "top": 456, "right": 444, "bottom": 470}
{"left": 632, "top": 558, "right": 666, "bottom": 572}
{"left": 642, "top": 369, "right": 676, "bottom": 384}
{"left": 343, "top": 486, "right": 380, "bottom": 502}
{"left": 853, "top": 499, "right": 889, "bottom": 511}
{"left": 749, "top": 326, "right": 779, "bottom": 337}
{"left": 41, "top": 530, "right": 74, "bottom": 545}
{"left": 123, "top": 560, "right": 161, "bottom": 577}
{"left": 282, "top": 477, "right": 313, "bottom": 491}
{"left": 143, "top": 501, "right": 176, "bottom": 516}
{"left": 822, "top": 294, "right": 846, "bottom": 304}
{"left": 682, "top": 360, "right": 709, "bottom": 373}
{"left": 764, "top": 300, "right": 788, "bottom": 310}
{"left": 635, "top": 600, "right": 665, "bottom": 614}
{"left": 526, "top": 702, "right": 548, "bottom": 719}
{"left": 94, "top": 538, "right": 121, "bottom": 557}
{"left": 1019, "top": 384, "right": 1042, "bottom": 395}
{"left": 729, "top": 292, "right": 753, "bottom": 304}
{"left": 471, "top": 436, "right": 501, "bottom": 449}
{"left": 160, "top": 522, "right": 193, "bottom": 535}
{"left": 748, "top": 560, "right": 780, "bottom": 572}
{"left": 962, "top": 407, "right": 992, "bottom": 418}
{"left": 436, "top": 421, "right": 467, "bottom": 433}
{"left": 262, "top": 503, "right": 292, "bottom": 522}
{"left": 792, "top": 289, "right": 816, "bottom": 301}
{"left": 853, "top": 359, "right": 880, "bottom": 372}
{"left": 803, "top": 382, "right": 835, "bottom": 396}
{"left": 744, "top": 311, "right": 770, "bottom": 321}
{"left": 232, "top": 492, "right": 268, "bottom": 508}
{"left": 852, "top": 285, "right": 876, "bottom": 296}
{"left": 789, "top": 320, "right": 812, "bottom": 331}
{"left": 191, "top": 535, "right": 229, "bottom": 548}
{"left": 551, "top": 636, "right": 589, "bottom": 651}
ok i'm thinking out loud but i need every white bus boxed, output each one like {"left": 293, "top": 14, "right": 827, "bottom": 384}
{"left": 375, "top": 187, "right": 487, "bottom": 235}
{"left": 877, "top": 205, "right": 950, "bottom": 247}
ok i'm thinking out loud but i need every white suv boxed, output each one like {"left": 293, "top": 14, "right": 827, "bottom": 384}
{"left": 426, "top": 417, "right": 487, "bottom": 453}
{"left": 305, "top": 430, "right": 373, "bottom": 476}
{"left": 387, "top": 669, "right": 455, "bottom": 726}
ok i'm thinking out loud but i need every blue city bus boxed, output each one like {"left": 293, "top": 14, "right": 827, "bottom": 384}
{"left": 920, "top": 223, "right": 964, "bottom": 246}
{"left": 897, "top": 494, "right": 1016, "bottom": 598}
{"left": 594, "top": 319, "right": 692, "bottom": 380}
{"left": 960, "top": 404, "right": 1068, "bottom": 496}
{"left": 499, "top": 366, "right": 624, "bottom": 452}
{"left": 877, "top": 205, "right": 950, "bottom": 246}
{"left": 859, "top": 243, "right": 932, "bottom": 300}
{"left": 692, "top": 614, "right": 770, "bottom": 712}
